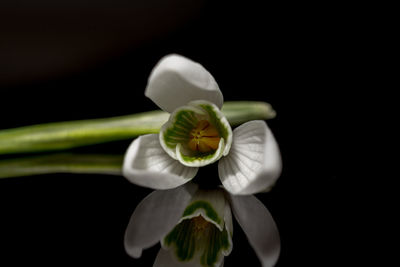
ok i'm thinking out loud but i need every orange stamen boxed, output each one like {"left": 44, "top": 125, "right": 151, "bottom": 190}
{"left": 188, "top": 120, "right": 221, "bottom": 153}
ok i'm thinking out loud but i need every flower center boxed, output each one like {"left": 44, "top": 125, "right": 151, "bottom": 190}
{"left": 188, "top": 120, "right": 221, "bottom": 153}
{"left": 192, "top": 215, "right": 212, "bottom": 233}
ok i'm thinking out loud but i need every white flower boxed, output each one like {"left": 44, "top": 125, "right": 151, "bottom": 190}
{"left": 124, "top": 183, "right": 280, "bottom": 267}
{"left": 123, "top": 54, "right": 282, "bottom": 195}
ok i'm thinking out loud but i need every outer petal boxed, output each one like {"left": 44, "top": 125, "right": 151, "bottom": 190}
{"left": 123, "top": 134, "right": 198, "bottom": 190}
{"left": 145, "top": 54, "right": 223, "bottom": 113}
{"left": 124, "top": 183, "right": 198, "bottom": 258}
{"left": 229, "top": 195, "right": 280, "bottom": 267}
{"left": 218, "top": 120, "right": 282, "bottom": 195}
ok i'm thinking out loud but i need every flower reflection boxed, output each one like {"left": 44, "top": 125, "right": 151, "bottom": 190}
{"left": 124, "top": 183, "right": 280, "bottom": 266}
{"left": 123, "top": 54, "right": 281, "bottom": 195}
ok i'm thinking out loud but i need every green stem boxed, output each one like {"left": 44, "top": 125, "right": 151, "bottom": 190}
{"left": 222, "top": 101, "right": 276, "bottom": 126}
{"left": 0, "top": 153, "right": 123, "bottom": 179}
{"left": 0, "top": 101, "right": 275, "bottom": 155}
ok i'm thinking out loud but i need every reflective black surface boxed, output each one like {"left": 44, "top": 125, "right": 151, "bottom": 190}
{"left": 0, "top": 1, "right": 351, "bottom": 266}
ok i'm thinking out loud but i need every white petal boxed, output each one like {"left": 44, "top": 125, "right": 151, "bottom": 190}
{"left": 123, "top": 134, "right": 198, "bottom": 190}
{"left": 145, "top": 54, "right": 223, "bottom": 113}
{"left": 229, "top": 195, "right": 280, "bottom": 267}
{"left": 153, "top": 249, "right": 204, "bottom": 267}
{"left": 218, "top": 120, "right": 282, "bottom": 195}
{"left": 125, "top": 183, "right": 198, "bottom": 258}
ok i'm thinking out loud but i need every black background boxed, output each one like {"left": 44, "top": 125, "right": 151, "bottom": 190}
{"left": 0, "top": 1, "right": 355, "bottom": 266}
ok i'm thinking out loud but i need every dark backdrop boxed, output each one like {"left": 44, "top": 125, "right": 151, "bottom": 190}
{"left": 0, "top": 1, "right": 352, "bottom": 266}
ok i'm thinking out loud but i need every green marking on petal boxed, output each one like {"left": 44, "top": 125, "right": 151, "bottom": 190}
{"left": 179, "top": 151, "right": 217, "bottom": 162}
{"left": 164, "top": 219, "right": 196, "bottom": 261}
{"left": 200, "top": 227, "right": 230, "bottom": 267}
{"left": 163, "top": 189, "right": 232, "bottom": 266}
{"left": 164, "top": 215, "right": 231, "bottom": 267}
{"left": 182, "top": 200, "right": 222, "bottom": 225}
{"left": 198, "top": 103, "right": 229, "bottom": 141}
{"left": 162, "top": 109, "right": 198, "bottom": 149}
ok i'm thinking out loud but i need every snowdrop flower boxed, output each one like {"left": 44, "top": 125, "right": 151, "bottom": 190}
{"left": 123, "top": 54, "right": 281, "bottom": 194}
{"left": 124, "top": 183, "right": 280, "bottom": 267}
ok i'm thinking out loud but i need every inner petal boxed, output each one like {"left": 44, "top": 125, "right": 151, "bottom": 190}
{"left": 188, "top": 120, "right": 221, "bottom": 153}
{"left": 163, "top": 215, "right": 230, "bottom": 267}
{"left": 159, "top": 100, "right": 232, "bottom": 167}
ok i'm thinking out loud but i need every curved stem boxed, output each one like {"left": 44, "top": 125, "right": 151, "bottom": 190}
{"left": 0, "top": 101, "right": 275, "bottom": 155}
